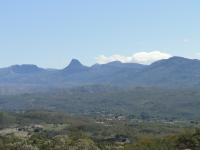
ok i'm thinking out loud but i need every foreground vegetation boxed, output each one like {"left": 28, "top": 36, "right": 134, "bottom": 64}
{"left": 1, "top": 86, "right": 200, "bottom": 149}
{"left": 0, "top": 110, "right": 199, "bottom": 150}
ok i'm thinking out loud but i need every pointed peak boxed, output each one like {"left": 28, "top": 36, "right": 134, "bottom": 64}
{"left": 63, "top": 59, "right": 88, "bottom": 73}
{"left": 67, "top": 59, "right": 84, "bottom": 68}
{"left": 70, "top": 59, "right": 81, "bottom": 65}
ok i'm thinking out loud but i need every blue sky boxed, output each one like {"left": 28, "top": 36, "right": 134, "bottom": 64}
{"left": 0, "top": 0, "right": 200, "bottom": 68}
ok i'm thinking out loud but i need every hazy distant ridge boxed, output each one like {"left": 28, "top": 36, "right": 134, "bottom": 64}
{"left": 0, "top": 56, "right": 199, "bottom": 87}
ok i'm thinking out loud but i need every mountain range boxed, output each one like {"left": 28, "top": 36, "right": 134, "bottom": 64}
{"left": 0, "top": 56, "right": 200, "bottom": 88}
{"left": 1, "top": 56, "right": 200, "bottom": 120}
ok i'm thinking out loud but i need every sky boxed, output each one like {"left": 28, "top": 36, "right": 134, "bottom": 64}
{"left": 0, "top": 0, "right": 200, "bottom": 68}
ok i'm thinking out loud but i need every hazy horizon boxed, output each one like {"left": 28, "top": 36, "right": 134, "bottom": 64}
{"left": 1, "top": 0, "right": 200, "bottom": 68}
{"left": 1, "top": 55, "right": 200, "bottom": 70}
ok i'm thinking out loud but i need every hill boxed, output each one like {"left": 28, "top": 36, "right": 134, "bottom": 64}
{"left": 0, "top": 56, "right": 199, "bottom": 87}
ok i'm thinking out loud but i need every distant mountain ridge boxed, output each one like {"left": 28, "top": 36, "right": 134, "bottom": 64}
{"left": 0, "top": 56, "right": 200, "bottom": 87}
{"left": 62, "top": 59, "right": 89, "bottom": 74}
{"left": 10, "top": 64, "right": 44, "bottom": 74}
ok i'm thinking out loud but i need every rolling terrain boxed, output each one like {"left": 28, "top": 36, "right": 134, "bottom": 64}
{"left": 0, "top": 56, "right": 200, "bottom": 87}
{"left": 0, "top": 57, "right": 200, "bottom": 121}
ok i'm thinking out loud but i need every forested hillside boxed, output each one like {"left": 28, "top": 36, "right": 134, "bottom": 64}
{"left": 0, "top": 85, "right": 200, "bottom": 121}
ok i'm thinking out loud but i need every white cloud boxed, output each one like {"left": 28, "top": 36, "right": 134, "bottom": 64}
{"left": 196, "top": 52, "right": 200, "bottom": 57}
{"left": 96, "top": 51, "right": 172, "bottom": 65}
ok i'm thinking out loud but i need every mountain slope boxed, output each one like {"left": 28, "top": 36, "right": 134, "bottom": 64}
{"left": 0, "top": 57, "right": 199, "bottom": 87}
{"left": 127, "top": 57, "right": 200, "bottom": 87}
{"left": 62, "top": 59, "right": 89, "bottom": 74}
